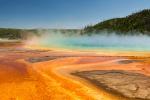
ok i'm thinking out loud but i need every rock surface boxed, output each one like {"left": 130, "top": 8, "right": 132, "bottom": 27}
{"left": 72, "top": 70, "right": 150, "bottom": 100}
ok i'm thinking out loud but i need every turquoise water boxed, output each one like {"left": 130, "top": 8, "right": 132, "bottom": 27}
{"left": 32, "top": 34, "right": 150, "bottom": 51}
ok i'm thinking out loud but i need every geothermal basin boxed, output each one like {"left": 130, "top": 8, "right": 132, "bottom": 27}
{"left": 1, "top": 33, "right": 150, "bottom": 100}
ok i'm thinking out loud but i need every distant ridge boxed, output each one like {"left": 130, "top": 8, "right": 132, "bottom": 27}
{"left": 84, "top": 9, "right": 150, "bottom": 35}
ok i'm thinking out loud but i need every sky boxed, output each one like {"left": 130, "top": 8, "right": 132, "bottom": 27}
{"left": 0, "top": 0, "right": 150, "bottom": 29}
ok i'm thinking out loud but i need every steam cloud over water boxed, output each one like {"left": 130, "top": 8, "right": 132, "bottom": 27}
{"left": 26, "top": 31, "right": 150, "bottom": 51}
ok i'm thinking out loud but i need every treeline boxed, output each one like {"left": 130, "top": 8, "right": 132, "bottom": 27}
{"left": 84, "top": 9, "right": 150, "bottom": 35}
{"left": 0, "top": 28, "right": 40, "bottom": 39}
{"left": 0, "top": 28, "right": 81, "bottom": 39}
{"left": 0, "top": 28, "right": 22, "bottom": 39}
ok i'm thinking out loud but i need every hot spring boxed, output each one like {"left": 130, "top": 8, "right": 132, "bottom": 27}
{"left": 27, "top": 31, "right": 150, "bottom": 52}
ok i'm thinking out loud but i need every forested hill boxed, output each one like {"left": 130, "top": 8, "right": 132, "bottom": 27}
{"left": 84, "top": 9, "right": 150, "bottom": 35}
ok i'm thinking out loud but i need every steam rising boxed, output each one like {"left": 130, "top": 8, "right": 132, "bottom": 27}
{"left": 26, "top": 30, "right": 150, "bottom": 51}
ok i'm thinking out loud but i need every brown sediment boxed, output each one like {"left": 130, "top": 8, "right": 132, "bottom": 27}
{"left": 117, "top": 60, "right": 143, "bottom": 64}
{"left": 72, "top": 70, "right": 150, "bottom": 100}
{"left": 0, "top": 40, "right": 23, "bottom": 47}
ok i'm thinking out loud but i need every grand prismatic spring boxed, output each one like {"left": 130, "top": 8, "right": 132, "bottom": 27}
{"left": 0, "top": 31, "right": 147, "bottom": 100}
{"left": 1, "top": 0, "right": 150, "bottom": 100}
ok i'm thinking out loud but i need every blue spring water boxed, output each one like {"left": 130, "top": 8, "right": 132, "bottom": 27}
{"left": 36, "top": 33, "right": 150, "bottom": 51}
